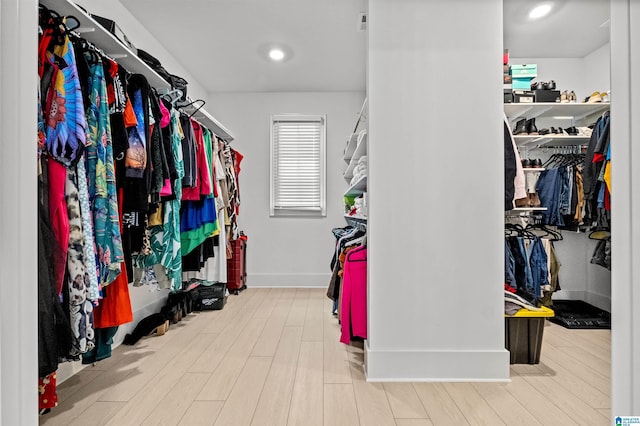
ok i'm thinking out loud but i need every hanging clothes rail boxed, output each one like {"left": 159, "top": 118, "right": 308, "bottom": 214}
{"left": 39, "top": 0, "right": 235, "bottom": 141}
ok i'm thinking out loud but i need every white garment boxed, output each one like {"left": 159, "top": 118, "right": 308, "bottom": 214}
{"left": 505, "top": 113, "right": 527, "bottom": 201}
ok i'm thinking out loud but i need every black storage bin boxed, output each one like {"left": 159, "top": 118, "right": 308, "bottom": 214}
{"left": 191, "top": 283, "right": 227, "bottom": 311}
{"left": 505, "top": 317, "right": 545, "bottom": 364}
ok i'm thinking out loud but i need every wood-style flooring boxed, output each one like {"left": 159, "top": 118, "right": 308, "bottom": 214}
{"left": 40, "top": 288, "right": 612, "bottom": 426}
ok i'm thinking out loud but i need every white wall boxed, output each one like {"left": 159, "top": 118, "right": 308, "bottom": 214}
{"left": 611, "top": 0, "right": 640, "bottom": 415}
{"left": 0, "top": 0, "right": 38, "bottom": 423}
{"left": 366, "top": 0, "right": 509, "bottom": 381}
{"left": 512, "top": 43, "right": 612, "bottom": 312}
{"left": 512, "top": 42, "right": 610, "bottom": 103}
{"left": 207, "top": 91, "right": 366, "bottom": 287}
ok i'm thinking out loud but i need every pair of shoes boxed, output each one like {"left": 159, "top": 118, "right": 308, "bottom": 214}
{"left": 521, "top": 158, "right": 542, "bottom": 168}
{"left": 531, "top": 80, "right": 556, "bottom": 90}
{"left": 150, "top": 320, "right": 170, "bottom": 337}
{"left": 586, "top": 91, "right": 603, "bottom": 103}
{"left": 514, "top": 118, "right": 538, "bottom": 135}
{"left": 565, "top": 126, "right": 579, "bottom": 135}
{"left": 515, "top": 197, "right": 530, "bottom": 208}
{"left": 548, "top": 127, "right": 562, "bottom": 134}
{"left": 560, "top": 90, "right": 577, "bottom": 103}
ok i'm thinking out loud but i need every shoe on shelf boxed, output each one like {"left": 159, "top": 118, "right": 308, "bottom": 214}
{"left": 529, "top": 192, "right": 541, "bottom": 207}
{"left": 531, "top": 81, "right": 542, "bottom": 90}
{"left": 587, "top": 91, "right": 603, "bottom": 103}
{"left": 569, "top": 90, "right": 577, "bottom": 103}
{"left": 544, "top": 80, "right": 556, "bottom": 90}
{"left": 539, "top": 128, "right": 550, "bottom": 136}
{"left": 526, "top": 118, "right": 539, "bottom": 135}
{"left": 565, "top": 126, "right": 579, "bottom": 135}
{"left": 514, "top": 118, "right": 528, "bottom": 135}
{"left": 534, "top": 158, "right": 543, "bottom": 168}
{"left": 515, "top": 197, "right": 530, "bottom": 208}
{"left": 521, "top": 158, "right": 531, "bottom": 168}
{"left": 560, "top": 90, "right": 569, "bottom": 103}
{"left": 601, "top": 91, "right": 610, "bottom": 102}
{"left": 550, "top": 127, "right": 559, "bottom": 134}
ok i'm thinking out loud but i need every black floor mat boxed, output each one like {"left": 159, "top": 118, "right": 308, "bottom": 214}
{"left": 548, "top": 300, "right": 611, "bottom": 329}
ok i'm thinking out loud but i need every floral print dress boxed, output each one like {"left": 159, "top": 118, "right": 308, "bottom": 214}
{"left": 83, "top": 53, "right": 124, "bottom": 286}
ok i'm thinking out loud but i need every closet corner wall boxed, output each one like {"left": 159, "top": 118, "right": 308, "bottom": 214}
{"left": 365, "top": 0, "right": 508, "bottom": 381}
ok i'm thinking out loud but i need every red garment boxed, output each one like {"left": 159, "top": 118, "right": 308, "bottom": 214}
{"left": 232, "top": 149, "right": 243, "bottom": 215}
{"left": 38, "top": 371, "right": 58, "bottom": 410}
{"left": 182, "top": 121, "right": 212, "bottom": 201}
{"left": 47, "top": 158, "right": 69, "bottom": 296}
{"left": 94, "top": 186, "right": 133, "bottom": 328}
{"left": 340, "top": 246, "right": 367, "bottom": 344}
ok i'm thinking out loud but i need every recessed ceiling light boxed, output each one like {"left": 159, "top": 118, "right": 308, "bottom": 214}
{"left": 268, "top": 48, "right": 285, "bottom": 61}
{"left": 529, "top": 3, "right": 552, "bottom": 20}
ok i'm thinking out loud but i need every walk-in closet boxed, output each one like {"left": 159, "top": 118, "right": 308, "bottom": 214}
{"left": 1, "top": 0, "right": 639, "bottom": 424}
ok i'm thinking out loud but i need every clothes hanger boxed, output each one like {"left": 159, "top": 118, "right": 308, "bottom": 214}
{"left": 161, "top": 89, "right": 184, "bottom": 106}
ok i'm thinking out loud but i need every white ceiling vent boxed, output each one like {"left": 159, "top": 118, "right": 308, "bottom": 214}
{"left": 358, "top": 13, "right": 367, "bottom": 31}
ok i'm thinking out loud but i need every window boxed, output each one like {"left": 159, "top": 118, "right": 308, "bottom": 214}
{"left": 270, "top": 114, "right": 326, "bottom": 216}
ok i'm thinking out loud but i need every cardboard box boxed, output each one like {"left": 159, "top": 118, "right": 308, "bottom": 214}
{"left": 514, "top": 90, "right": 535, "bottom": 103}
{"left": 511, "top": 64, "right": 538, "bottom": 78}
{"left": 534, "top": 89, "right": 561, "bottom": 103}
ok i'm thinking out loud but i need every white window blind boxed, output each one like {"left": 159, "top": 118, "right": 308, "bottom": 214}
{"left": 270, "top": 115, "right": 326, "bottom": 216}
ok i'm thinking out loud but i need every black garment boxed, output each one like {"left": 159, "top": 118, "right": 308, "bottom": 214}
{"left": 504, "top": 121, "right": 517, "bottom": 211}
{"left": 38, "top": 205, "right": 71, "bottom": 377}
{"left": 180, "top": 114, "right": 197, "bottom": 188}
{"left": 123, "top": 73, "right": 152, "bottom": 213}
{"left": 182, "top": 238, "right": 216, "bottom": 272}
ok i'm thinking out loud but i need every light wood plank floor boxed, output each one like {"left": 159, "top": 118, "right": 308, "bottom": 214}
{"left": 40, "top": 288, "right": 612, "bottom": 426}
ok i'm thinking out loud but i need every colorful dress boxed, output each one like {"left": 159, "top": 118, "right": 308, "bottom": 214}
{"left": 83, "top": 53, "right": 124, "bottom": 286}
{"left": 45, "top": 33, "right": 86, "bottom": 167}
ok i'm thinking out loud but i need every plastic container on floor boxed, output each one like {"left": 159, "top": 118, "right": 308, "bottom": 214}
{"left": 505, "top": 306, "right": 554, "bottom": 364}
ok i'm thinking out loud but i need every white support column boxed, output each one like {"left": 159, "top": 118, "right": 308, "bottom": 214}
{"left": 366, "top": 0, "right": 509, "bottom": 381}
{"left": 611, "top": 0, "right": 640, "bottom": 416}
{"left": 0, "top": 0, "right": 38, "bottom": 423}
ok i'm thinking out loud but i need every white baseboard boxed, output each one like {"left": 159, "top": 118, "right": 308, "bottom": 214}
{"left": 247, "top": 273, "right": 331, "bottom": 287}
{"left": 553, "top": 289, "right": 611, "bottom": 312}
{"left": 364, "top": 340, "right": 510, "bottom": 382}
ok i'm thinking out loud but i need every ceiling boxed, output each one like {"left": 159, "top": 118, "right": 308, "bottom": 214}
{"left": 120, "top": 0, "right": 367, "bottom": 93}
{"left": 121, "top": 0, "right": 609, "bottom": 94}
{"left": 504, "top": 0, "right": 610, "bottom": 58}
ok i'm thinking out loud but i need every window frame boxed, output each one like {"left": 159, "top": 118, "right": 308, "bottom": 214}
{"left": 270, "top": 114, "right": 327, "bottom": 217}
